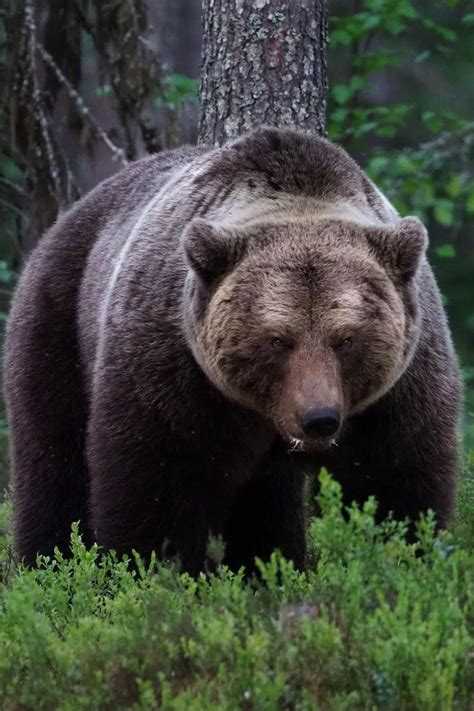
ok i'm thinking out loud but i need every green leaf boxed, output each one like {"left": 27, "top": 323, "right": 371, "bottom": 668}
{"left": 166, "top": 74, "right": 199, "bottom": 93}
{"left": 422, "top": 18, "right": 456, "bottom": 42}
{"left": 332, "top": 84, "right": 353, "bottom": 105}
{"left": 329, "top": 108, "right": 348, "bottom": 125}
{"left": 414, "top": 183, "right": 435, "bottom": 208}
{"left": 354, "top": 51, "right": 399, "bottom": 74}
{"left": 359, "top": 13, "right": 381, "bottom": 31}
{"left": 330, "top": 28, "right": 353, "bottom": 46}
{"left": 375, "top": 125, "right": 397, "bottom": 137}
{"left": 367, "top": 155, "right": 390, "bottom": 176}
{"left": 422, "top": 112, "right": 446, "bottom": 133}
{"left": 446, "top": 174, "right": 461, "bottom": 199}
{"left": 155, "top": 74, "right": 199, "bottom": 110}
{"left": 394, "top": 155, "right": 418, "bottom": 173}
{"left": 433, "top": 199, "right": 455, "bottom": 227}
{"left": 0, "top": 157, "right": 22, "bottom": 182}
{"left": 435, "top": 244, "right": 456, "bottom": 258}
{"left": 96, "top": 84, "right": 113, "bottom": 98}
{"left": 415, "top": 50, "right": 431, "bottom": 63}
{"left": 465, "top": 189, "right": 474, "bottom": 215}
{"left": 0, "top": 260, "right": 13, "bottom": 284}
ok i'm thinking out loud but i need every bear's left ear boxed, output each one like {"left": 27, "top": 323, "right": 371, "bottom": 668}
{"left": 182, "top": 219, "right": 248, "bottom": 284}
{"left": 366, "top": 216, "right": 428, "bottom": 281}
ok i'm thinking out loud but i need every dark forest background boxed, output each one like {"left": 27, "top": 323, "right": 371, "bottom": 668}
{"left": 0, "top": 0, "right": 473, "bottom": 489}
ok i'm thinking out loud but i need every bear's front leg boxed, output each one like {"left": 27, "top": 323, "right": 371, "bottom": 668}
{"left": 86, "top": 380, "right": 226, "bottom": 575}
{"left": 224, "top": 440, "right": 306, "bottom": 572}
{"left": 88, "top": 442, "right": 224, "bottom": 574}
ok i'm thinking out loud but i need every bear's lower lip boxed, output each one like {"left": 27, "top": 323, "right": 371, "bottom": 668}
{"left": 286, "top": 433, "right": 335, "bottom": 453}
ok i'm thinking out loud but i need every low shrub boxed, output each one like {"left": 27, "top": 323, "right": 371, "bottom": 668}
{"left": 0, "top": 465, "right": 472, "bottom": 710}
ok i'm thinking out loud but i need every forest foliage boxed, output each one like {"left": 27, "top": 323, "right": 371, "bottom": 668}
{"left": 0, "top": 469, "right": 473, "bottom": 709}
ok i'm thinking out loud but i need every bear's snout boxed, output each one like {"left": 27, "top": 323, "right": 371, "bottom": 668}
{"left": 300, "top": 407, "right": 341, "bottom": 439}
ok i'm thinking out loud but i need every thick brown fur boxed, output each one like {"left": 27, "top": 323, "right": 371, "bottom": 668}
{"left": 4, "top": 128, "right": 461, "bottom": 571}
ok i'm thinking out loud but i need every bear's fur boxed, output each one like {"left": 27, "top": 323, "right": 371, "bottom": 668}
{"left": 5, "top": 128, "right": 461, "bottom": 572}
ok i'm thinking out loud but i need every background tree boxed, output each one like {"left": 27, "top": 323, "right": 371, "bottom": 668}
{"left": 1, "top": 0, "right": 200, "bottom": 257}
{"left": 198, "top": 0, "right": 328, "bottom": 145}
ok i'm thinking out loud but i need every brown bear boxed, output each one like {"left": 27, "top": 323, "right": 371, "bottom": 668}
{"left": 4, "top": 127, "right": 461, "bottom": 572}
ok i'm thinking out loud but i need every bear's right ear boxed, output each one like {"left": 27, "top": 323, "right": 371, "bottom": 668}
{"left": 182, "top": 219, "right": 247, "bottom": 283}
{"left": 365, "top": 216, "right": 428, "bottom": 281}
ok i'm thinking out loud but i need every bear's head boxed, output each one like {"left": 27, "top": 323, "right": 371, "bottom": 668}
{"left": 182, "top": 216, "right": 427, "bottom": 451}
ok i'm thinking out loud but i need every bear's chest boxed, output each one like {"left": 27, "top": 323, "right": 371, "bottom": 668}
{"left": 183, "top": 408, "right": 277, "bottom": 489}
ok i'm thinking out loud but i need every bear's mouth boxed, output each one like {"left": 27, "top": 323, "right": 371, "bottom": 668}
{"left": 286, "top": 433, "right": 337, "bottom": 454}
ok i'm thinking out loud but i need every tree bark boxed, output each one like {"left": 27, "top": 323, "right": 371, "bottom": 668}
{"left": 198, "top": 0, "right": 328, "bottom": 146}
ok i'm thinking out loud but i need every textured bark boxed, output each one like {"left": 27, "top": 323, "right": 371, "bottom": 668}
{"left": 198, "top": 0, "right": 328, "bottom": 145}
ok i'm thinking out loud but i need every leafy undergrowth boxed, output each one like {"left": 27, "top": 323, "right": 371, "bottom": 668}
{"left": 0, "top": 464, "right": 473, "bottom": 711}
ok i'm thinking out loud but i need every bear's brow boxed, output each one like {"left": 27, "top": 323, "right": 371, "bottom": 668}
{"left": 255, "top": 263, "right": 317, "bottom": 274}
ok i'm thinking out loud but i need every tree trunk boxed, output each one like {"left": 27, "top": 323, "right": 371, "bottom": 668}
{"left": 198, "top": 0, "right": 328, "bottom": 146}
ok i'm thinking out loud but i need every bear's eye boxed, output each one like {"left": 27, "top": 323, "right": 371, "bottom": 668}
{"left": 335, "top": 337, "right": 353, "bottom": 351}
{"left": 271, "top": 337, "right": 292, "bottom": 351}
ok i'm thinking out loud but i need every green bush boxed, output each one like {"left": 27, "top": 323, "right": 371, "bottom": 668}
{"left": 0, "top": 466, "right": 472, "bottom": 710}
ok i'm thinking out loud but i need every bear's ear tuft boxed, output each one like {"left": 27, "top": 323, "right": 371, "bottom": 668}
{"left": 182, "top": 219, "right": 247, "bottom": 283}
{"left": 366, "top": 216, "right": 428, "bottom": 281}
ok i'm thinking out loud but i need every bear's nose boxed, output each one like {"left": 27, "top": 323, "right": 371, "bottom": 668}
{"left": 300, "top": 407, "right": 341, "bottom": 439}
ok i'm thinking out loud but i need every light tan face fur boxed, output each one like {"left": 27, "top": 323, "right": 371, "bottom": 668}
{"left": 184, "top": 219, "right": 425, "bottom": 451}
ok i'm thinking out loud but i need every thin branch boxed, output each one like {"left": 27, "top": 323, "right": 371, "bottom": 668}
{"left": 0, "top": 286, "right": 14, "bottom": 297}
{"left": 70, "top": 0, "right": 96, "bottom": 42}
{"left": 71, "top": 0, "right": 136, "bottom": 159}
{"left": 36, "top": 42, "right": 128, "bottom": 167}
{"left": 24, "top": 0, "right": 63, "bottom": 199}
{"left": 0, "top": 176, "right": 29, "bottom": 204}
{"left": 0, "top": 197, "right": 24, "bottom": 218}
{"left": 418, "top": 122, "right": 474, "bottom": 157}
